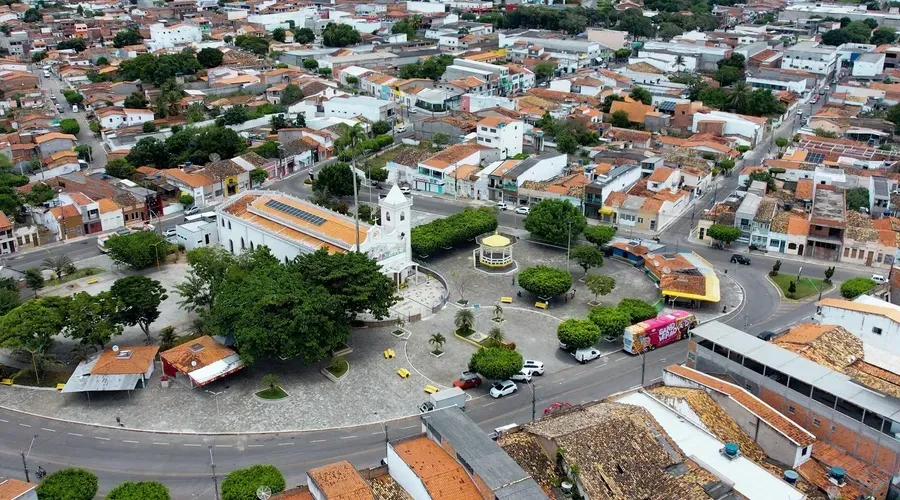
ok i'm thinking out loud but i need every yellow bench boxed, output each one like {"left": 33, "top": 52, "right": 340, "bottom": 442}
{"left": 56, "top": 383, "right": 65, "bottom": 391}
{"left": 500, "top": 296, "right": 513, "bottom": 304}
{"left": 534, "top": 301, "right": 548, "bottom": 309}
{"left": 1, "top": 378, "right": 13, "bottom": 386}
{"left": 424, "top": 384, "right": 439, "bottom": 394}
{"left": 86, "top": 277, "right": 99, "bottom": 284}
{"left": 397, "top": 368, "right": 411, "bottom": 378}
{"left": 384, "top": 348, "right": 395, "bottom": 359}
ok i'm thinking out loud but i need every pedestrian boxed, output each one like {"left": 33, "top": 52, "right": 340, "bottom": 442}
{"left": 517, "top": 290, "right": 522, "bottom": 298}
{"left": 573, "top": 289, "right": 576, "bottom": 297}
{"left": 722, "top": 305, "right": 727, "bottom": 313}
{"left": 564, "top": 295, "right": 568, "bottom": 303}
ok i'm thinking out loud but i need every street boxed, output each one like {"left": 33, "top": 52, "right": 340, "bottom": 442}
{"left": 37, "top": 69, "right": 109, "bottom": 167}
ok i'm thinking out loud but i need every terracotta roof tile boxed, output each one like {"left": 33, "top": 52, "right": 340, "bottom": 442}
{"left": 91, "top": 345, "right": 159, "bottom": 375}
{"left": 306, "top": 461, "right": 373, "bottom": 500}
{"left": 795, "top": 179, "right": 813, "bottom": 200}
{"left": 648, "top": 166, "right": 675, "bottom": 183}
{"left": 392, "top": 437, "right": 481, "bottom": 499}
{"left": 160, "top": 336, "right": 236, "bottom": 374}
{"left": 0, "top": 479, "right": 37, "bottom": 499}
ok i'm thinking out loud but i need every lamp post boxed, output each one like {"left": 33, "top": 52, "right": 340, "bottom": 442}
{"left": 208, "top": 446, "right": 221, "bottom": 500}
{"left": 150, "top": 241, "right": 165, "bottom": 270}
{"left": 205, "top": 389, "right": 225, "bottom": 417}
{"left": 566, "top": 220, "right": 573, "bottom": 273}
{"left": 21, "top": 434, "right": 37, "bottom": 483}
{"left": 527, "top": 379, "right": 536, "bottom": 423}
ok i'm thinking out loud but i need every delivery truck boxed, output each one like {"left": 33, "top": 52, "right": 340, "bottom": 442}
{"left": 418, "top": 387, "right": 466, "bottom": 413}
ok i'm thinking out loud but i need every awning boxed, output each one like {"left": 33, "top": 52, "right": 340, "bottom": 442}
{"left": 188, "top": 353, "right": 245, "bottom": 386}
{"left": 600, "top": 207, "right": 615, "bottom": 215}
{"left": 662, "top": 273, "right": 721, "bottom": 303}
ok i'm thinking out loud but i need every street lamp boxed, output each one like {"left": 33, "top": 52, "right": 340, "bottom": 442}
{"left": 150, "top": 241, "right": 165, "bottom": 270}
{"left": 205, "top": 389, "right": 226, "bottom": 417}
{"left": 21, "top": 434, "right": 37, "bottom": 482}
{"left": 565, "top": 220, "right": 573, "bottom": 273}
{"left": 527, "top": 379, "right": 536, "bottom": 423}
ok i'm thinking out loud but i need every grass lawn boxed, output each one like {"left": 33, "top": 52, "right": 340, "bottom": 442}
{"left": 48, "top": 267, "right": 104, "bottom": 286}
{"left": 255, "top": 386, "right": 289, "bottom": 400}
{"left": 326, "top": 359, "right": 349, "bottom": 378}
{"left": 1, "top": 365, "right": 73, "bottom": 388}
{"left": 770, "top": 273, "right": 825, "bottom": 300}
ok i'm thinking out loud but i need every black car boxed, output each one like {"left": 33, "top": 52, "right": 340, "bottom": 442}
{"left": 757, "top": 331, "right": 775, "bottom": 342}
{"left": 730, "top": 254, "right": 751, "bottom": 265}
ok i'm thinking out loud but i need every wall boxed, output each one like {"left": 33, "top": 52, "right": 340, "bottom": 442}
{"left": 852, "top": 56, "right": 885, "bottom": 78}
{"left": 386, "top": 443, "right": 430, "bottom": 499}
{"left": 817, "top": 305, "right": 900, "bottom": 355}
{"left": 100, "top": 208, "right": 124, "bottom": 231}
{"left": 515, "top": 154, "right": 567, "bottom": 186}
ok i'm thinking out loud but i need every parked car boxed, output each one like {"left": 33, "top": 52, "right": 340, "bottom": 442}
{"left": 522, "top": 360, "right": 544, "bottom": 375}
{"left": 50, "top": 94, "right": 57, "bottom": 101}
{"left": 43, "top": 70, "right": 50, "bottom": 78}
{"left": 163, "top": 228, "right": 177, "bottom": 238}
{"left": 394, "top": 123, "right": 407, "bottom": 133}
{"left": 496, "top": 201, "right": 509, "bottom": 210}
{"left": 184, "top": 206, "right": 200, "bottom": 216}
{"left": 399, "top": 185, "right": 411, "bottom": 195}
{"left": 510, "top": 369, "right": 533, "bottom": 383}
{"left": 730, "top": 254, "right": 751, "bottom": 265}
{"left": 872, "top": 274, "right": 888, "bottom": 284}
{"left": 572, "top": 348, "right": 602, "bottom": 364}
{"left": 757, "top": 331, "right": 776, "bottom": 341}
{"left": 490, "top": 380, "right": 518, "bottom": 398}
{"left": 514, "top": 206, "right": 530, "bottom": 215}
{"left": 452, "top": 372, "right": 482, "bottom": 390}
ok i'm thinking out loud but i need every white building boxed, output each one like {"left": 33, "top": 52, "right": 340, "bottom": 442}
{"left": 322, "top": 95, "right": 397, "bottom": 124}
{"left": 746, "top": 75, "right": 808, "bottom": 95}
{"left": 175, "top": 213, "right": 219, "bottom": 251}
{"left": 97, "top": 107, "right": 155, "bottom": 130}
{"left": 476, "top": 116, "right": 523, "bottom": 157}
{"left": 852, "top": 52, "right": 885, "bottom": 78}
{"left": 692, "top": 110, "right": 765, "bottom": 146}
{"left": 148, "top": 22, "right": 202, "bottom": 49}
{"left": 216, "top": 186, "right": 416, "bottom": 285}
{"left": 816, "top": 296, "right": 900, "bottom": 356}
{"left": 782, "top": 42, "right": 838, "bottom": 77}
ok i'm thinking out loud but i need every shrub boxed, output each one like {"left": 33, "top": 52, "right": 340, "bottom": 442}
{"left": 410, "top": 207, "right": 497, "bottom": 256}
{"left": 468, "top": 346, "right": 523, "bottom": 380}
{"left": 60, "top": 118, "right": 80, "bottom": 135}
{"left": 617, "top": 298, "right": 658, "bottom": 323}
{"left": 221, "top": 464, "right": 286, "bottom": 500}
{"left": 518, "top": 265, "right": 572, "bottom": 298}
{"left": 105, "top": 481, "right": 170, "bottom": 500}
{"left": 557, "top": 318, "right": 601, "bottom": 349}
{"left": 37, "top": 468, "right": 98, "bottom": 500}
{"left": 840, "top": 277, "right": 877, "bottom": 299}
{"left": 588, "top": 306, "right": 631, "bottom": 338}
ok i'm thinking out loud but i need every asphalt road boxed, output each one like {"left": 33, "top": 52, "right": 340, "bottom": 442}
{"left": 37, "top": 68, "right": 109, "bottom": 168}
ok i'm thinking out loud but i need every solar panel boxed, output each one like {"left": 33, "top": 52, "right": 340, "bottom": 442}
{"left": 806, "top": 152, "right": 825, "bottom": 164}
{"left": 265, "top": 200, "right": 327, "bottom": 226}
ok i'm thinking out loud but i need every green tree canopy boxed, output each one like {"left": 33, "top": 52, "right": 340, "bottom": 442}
{"left": 303, "top": 58, "right": 319, "bottom": 71}
{"left": 0, "top": 297, "right": 69, "bottom": 383}
{"left": 846, "top": 187, "right": 870, "bottom": 211}
{"left": 60, "top": 118, "right": 80, "bottom": 135}
{"left": 534, "top": 61, "right": 555, "bottom": 81}
{"left": 313, "top": 162, "right": 358, "bottom": 198}
{"left": 715, "top": 66, "right": 742, "bottom": 86}
{"left": 118, "top": 52, "right": 202, "bottom": 86}
{"left": 106, "top": 481, "right": 170, "bottom": 500}
{"left": 584, "top": 225, "right": 617, "bottom": 247}
{"left": 272, "top": 27, "right": 286, "bottom": 42}
{"left": 398, "top": 54, "right": 455, "bottom": 80}
{"left": 104, "top": 230, "right": 169, "bottom": 269}
{"left": 871, "top": 27, "right": 897, "bottom": 45}
{"left": 571, "top": 244, "right": 604, "bottom": 275}
{"left": 411, "top": 207, "right": 497, "bottom": 256}
{"left": 322, "top": 23, "right": 361, "bottom": 47}
{"left": 110, "top": 275, "right": 168, "bottom": 341}
{"left": 706, "top": 224, "right": 741, "bottom": 244}
{"left": 123, "top": 92, "right": 148, "bottom": 109}
{"left": 37, "top": 468, "right": 98, "bottom": 500}
{"left": 518, "top": 265, "right": 572, "bottom": 298}
{"left": 67, "top": 291, "right": 122, "bottom": 351}
{"left": 557, "top": 318, "right": 602, "bottom": 349}
{"left": 293, "top": 27, "right": 315, "bottom": 43}
{"left": 197, "top": 47, "right": 224, "bottom": 68}
{"left": 585, "top": 274, "right": 616, "bottom": 302}
{"left": 617, "top": 298, "right": 658, "bottom": 323}
{"left": 610, "top": 110, "right": 632, "bottom": 128}
{"left": 113, "top": 28, "right": 143, "bottom": 48}
{"left": 841, "top": 277, "right": 877, "bottom": 299}
{"left": 234, "top": 34, "right": 270, "bottom": 55}
{"left": 468, "top": 346, "right": 524, "bottom": 380}
{"left": 588, "top": 306, "right": 631, "bottom": 338}
{"left": 221, "top": 465, "right": 286, "bottom": 500}
{"left": 555, "top": 132, "right": 579, "bottom": 154}
{"left": 629, "top": 86, "right": 652, "bottom": 105}
{"left": 523, "top": 199, "right": 587, "bottom": 246}
{"left": 372, "top": 120, "right": 391, "bottom": 135}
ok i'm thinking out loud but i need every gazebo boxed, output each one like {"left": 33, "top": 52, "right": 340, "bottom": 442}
{"left": 476, "top": 231, "right": 516, "bottom": 268}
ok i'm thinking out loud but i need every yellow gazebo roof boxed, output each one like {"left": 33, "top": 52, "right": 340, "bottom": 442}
{"left": 482, "top": 233, "right": 511, "bottom": 248}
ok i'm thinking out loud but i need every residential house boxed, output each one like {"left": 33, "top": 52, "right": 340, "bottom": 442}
{"left": 0, "top": 211, "right": 38, "bottom": 254}
{"left": 32, "top": 150, "right": 80, "bottom": 183}
{"left": 609, "top": 98, "right": 654, "bottom": 126}
{"left": 644, "top": 251, "right": 721, "bottom": 304}
{"left": 816, "top": 296, "right": 900, "bottom": 356}
{"left": 486, "top": 153, "right": 568, "bottom": 204}
{"left": 322, "top": 95, "right": 396, "bottom": 124}
{"left": 782, "top": 42, "right": 839, "bottom": 77}
{"left": 97, "top": 107, "right": 155, "bottom": 130}
{"left": 691, "top": 110, "right": 765, "bottom": 147}
{"left": 476, "top": 116, "right": 523, "bottom": 157}
{"left": 583, "top": 163, "right": 642, "bottom": 218}
{"left": 386, "top": 436, "right": 482, "bottom": 499}
{"left": 306, "top": 461, "right": 374, "bottom": 499}
{"left": 414, "top": 143, "right": 494, "bottom": 195}
{"left": 162, "top": 168, "right": 218, "bottom": 205}
{"left": 807, "top": 184, "right": 845, "bottom": 261}
{"left": 517, "top": 169, "right": 589, "bottom": 209}
{"left": 0, "top": 479, "right": 38, "bottom": 500}
{"left": 34, "top": 132, "right": 77, "bottom": 156}
{"left": 160, "top": 335, "right": 244, "bottom": 388}
{"left": 148, "top": 22, "right": 202, "bottom": 49}
{"left": 0, "top": 70, "right": 38, "bottom": 95}
{"left": 61, "top": 345, "right": 159, "bottom": 395}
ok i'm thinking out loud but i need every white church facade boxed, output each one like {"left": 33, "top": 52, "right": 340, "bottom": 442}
{"left": 215, "top": 185, "right": 416, "bottom": 284}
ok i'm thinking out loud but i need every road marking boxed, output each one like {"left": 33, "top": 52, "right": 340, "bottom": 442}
{"left": 0, "top": 419, "right": 7, "bottom": 423}
{"left": 68, "top": 432, "right": 83, "bottom": 437}
{"left": 41, "top": 428, "right": 56, "bottom": 432}
{"left": 215, "top": 445, "right": 233, "bottom": 448}
{"left": 278, "top": 442, "right": 294, "bottom": 446}
{"left": 18, "top": 423, "right": 31, "bottom": 428}
{"left": 247, "top": 444, "right": 264, "bottom": 448}
{"left": 372, "top": 431, "right": 382, "bottom": 435}
{"left": 153, "top": 442, "right": 169, "bottom": 446}
{"left": 339, "top": 436, "right": 357, "bottom": 440}
{"left": 183, "top": 443, "right": 201, "bottom": 447}
{"left": 123, "top": 440, "right": 139, "bottom": 444}
{"left": 401, "top": 425, "right": 417, "bottom": 429}
{"left": 94, "top": 437, "right": 110, "bottom": 441}
{"left": 483, "top": 402, "right": 496, "bottom": 407}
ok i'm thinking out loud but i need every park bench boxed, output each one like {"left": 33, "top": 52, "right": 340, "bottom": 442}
{"left": 424, "top": 384, "right": 439, "bottom": 394}
{"left": 534, "top": 301, "right": 548, "bottom": 309}
{"left": 383, "top": 348, "right": 395, "bottom": 359}
{"left": 500, "top": 296, "right": 513, "bottom": 304}
{"left": 397, "top": 368, "right": 411, "bottom": 378}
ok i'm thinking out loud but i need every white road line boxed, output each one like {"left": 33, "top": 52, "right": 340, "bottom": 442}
{"left": 310, "top": 439, "right": 326, "bottom": 443}
{"left": 247, "top": 444, "right": 264, "bottom": 448}
{"left": 94, "top": 437, "right": 110, "bottom": 441}
{"left": 372, "top": 431, "right": 383, "bottom": 435}
{"left": 183, "top": 443, "right": 201, "bottom": 447}
{"left": 123, "top": 440, "right": 139, "bottom": 444}
{"left": 277, "top": 442, "right": 294, "bottom": 446}
{"left": 339, "top": 436, "right": 357, "bottom": 440}
{"left": 401, "top": 425, "right": 417, "bottom": 429}
{"left": 153, "top": 442, "right": 169, "bottom": 446}
{"left": 18, "top": 423, "right": 31, "bottom": 428}
{"left": 68, "top": 432, "right": 83, "bottom": 437}
{"left": 41, "top": 428, "right": 56, "bottom": 432}
{"left": 0, "top": 419, "right": 8, "bottom": 423}
{"left": 483, "top": 402, "right": 496, "bottom": 407}
{"left": 215, "top": 445, "right": 233, "bottom": 448}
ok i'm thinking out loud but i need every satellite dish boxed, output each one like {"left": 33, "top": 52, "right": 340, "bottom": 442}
{"left": 112, "top": 345, "right": 119, "bottom": 352}
{"left": 256, "top": 486, "right": 272, "bottom": 500}
{"left": 209, "top": 153, "right": 221, "bottom": 163}
{"left": 191, "top": 360, "right": 197, "bottom": 367}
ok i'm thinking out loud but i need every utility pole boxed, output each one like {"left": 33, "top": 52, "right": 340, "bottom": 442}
{"left": 566, "top": 220, "right": 572, "bottom": 273}
{"left": 22, "top": 434, "right": 37, "bottom": 482}
{"left": 640, "top": 352, "right": 646, "bottom": 387}
{"left": 351, "top": 132, "right": 361, "bottom": 252}
{"left": 208, "top": 446, "right": 220, "bottom": 500}
{"left": 529, "top": 380, "right": 536, "bottom": 423}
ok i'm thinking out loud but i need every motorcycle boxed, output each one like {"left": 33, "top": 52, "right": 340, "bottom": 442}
{"left": 36, "top": 466, "right": 46, "bottom": 480}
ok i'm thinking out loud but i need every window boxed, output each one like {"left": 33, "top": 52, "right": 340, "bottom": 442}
{"left": 788, "top": 377, "right": 812, "bottom": 397}
{"left": 835, "top": 398, "right": 864, "bottom": 421}
{"left": 228, "top": 221, "right": 232, "bottom": 229}
{"left": 873, "top": 327, "right": 883, "bottom": 335}
{"left": 386, "top": 212, "right": 391, "bottom": 221}
{"left": 801, "top": 446, "right": 809, "bottom": 457}
{"left": 637, "top": 217, "right": 644, "bottom": 224}
{"left": 812, "top": 417, "right": 821, "bottom": 427}
{"left": 222, "top": 219, "right": 225, "bottom": 227}
{"left": 882, "top": 418, "right": 900, "bottom": 439}
{"left": 812, "top": 388, "right": 837, "bottom": 409}
{"left": 764, "top": 367, "right": 788, "bottom": 386}
{"left": 728, "top": 351, "right": 744, "bottom": 365}
{"left": 844, "top": 247, "right": 850, "bottom": 257}
{"left": 743, "top": 357, "right": 765, "bottom": 375}
{"left": 788, "top": 405, "right": 795, "bottom": 414}
{"left": 698, "top": 339, "right": 714, "bottom": 351}
{"left": 863, "top": 411, "right": 884, "bottom": 433}
{"left": 713, "top": 344, "right": 729, "bottom": 358}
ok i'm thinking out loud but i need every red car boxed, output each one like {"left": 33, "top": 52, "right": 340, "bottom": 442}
{"left": 453, "top": 372, "right": 482, "bottom": 390}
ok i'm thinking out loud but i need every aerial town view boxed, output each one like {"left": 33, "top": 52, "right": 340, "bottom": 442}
{"left": 1, "top": 0, "right": 900, "bottom": 497}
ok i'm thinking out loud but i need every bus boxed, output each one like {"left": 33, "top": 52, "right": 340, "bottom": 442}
{"left": 622, "top": 310, "right": 697, "bottom": 354}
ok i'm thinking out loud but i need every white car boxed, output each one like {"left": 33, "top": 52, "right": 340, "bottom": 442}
{"left": 572, "top": 348, "right": 602, "bottom": 364}
{"left": 43, "top": 70, "right": 50, "bottom": 78}
{"left": 394, "top": 123, "right": 407, "bottom": 133}
{"left": 522, "top": 360, "right": 544, "bottom": 375}
{"left": 872, "top": 274, "right": 888, "bottom": 284}
{"left": 399, "top": 185, "right": 411, "bottom": 195}
{"left": 514, "top": 206, "right": 530, "bottom": 215}
{"left": 489, "top": 380, "right": 517, "bottom": 398}
{"left": 72, "top": 105, "right": 78, "bottom": 113}
{"left": 509, "top": 369, "right": 533, "bottom": 383}
{"left": 496, "top": 201, "right": 509, "bottom": 210}
{"left": 163, "top": 228, "right": 177, "bottom": 238}
{"left": 184, "top": 206, "right": 200, "bottom": 216}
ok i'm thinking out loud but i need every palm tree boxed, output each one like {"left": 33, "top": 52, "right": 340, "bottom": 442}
{"left": 335, "top": 123, "right": 367, "bottom": 250}
{"left": 493, "top": 304, "right": 503, "bottom": 321}
{"left": 262, "top": 373, "right": 280, "bottom": 393}
{"left": 724, "top": 81, "right": 752, "bottom": 113}
{"left": 41, "top": 255, "right": 73, "bottom": 280}
{"left": 674, "top": 55, "right": 684, "bottom": 72}
{"left": 488, "top": 327, "right": 504, "bottom": 342}
{"left": 454, "top": 308, "right": 475, "bottom": 334}
{"left": 429, "top": 333, "right": 446, "bottom": 353}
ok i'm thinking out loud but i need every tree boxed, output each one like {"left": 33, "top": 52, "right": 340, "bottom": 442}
{"left": 23, "top": 7, "right": 41, "bottom": 22}
{"left": 557, "top": 318, "right": 602, "bottom": 349}
{"left": 770, "top": 259, "right": 781, "bottom": 277}
{"left": 411, "top": 207, "right": 497, "bottom": 256}
{"left": 25, "top": 183, "right": 54, "bottom": 206}
{"left": 60, "top": 118, "right": 80, "bottom": 135}
{"left": 105, "top": 158, "right": 134, "bottom": 179}
{"left": 718, "top": 158, "right": 735, "bottom": 174}
{"left": 262, "top": 373, "right": 280, "bottom": 392}
{"left": 392, "top": 15, "right": 422, "bottom": 38}
{"left": 555, "top": 132, "right": 579, "bottom": 154}
{"left": 110, "top": 276, "right": 168, "bottom": 342}
{"left": 706, "top": 224, "right": 741, "bottom": 244}
{"left": 113, "top": 28, "right": 142, "bottom": 48}
{"left": 96, "top": 56, "right": 109, "bottom": 66}
{"left": 106, "top": 481, "right": 170, "bottom": 500}
{"left": 126, "top": 137, "right": 168, "bottom": 169}
{"left": 322, "top": 23, "right": 361, "bottom": 47}
{"left": 455, "top": 308, "right": 475, "bottom": 334}
{"left": 584, "top": 225, "right": 616, "bottom": 247}
{"left": 431, "top": 132, "right": 450, "bottom": 148}
{"left": 36, "top": 468, "right": 98, "bottom": 500}
{"left": 524, "top": 199, "right": 587, "bottom": 246}
{"left": 0, "top": 286, "right": 20, "bottom": 316}
{"left": 610, "top": 110, "right": 632, "bottom": 128}
{"left": 272, "top": 27, "right": 286, "bottom": 42}
{"left": 617, "top": 298, "right": 657, "bottom": 323}
{"left": 724, "top": 81, "right": 751, "bottom": 112}
{"left": 179, "top": 193, "right": 195, "bottom": 207}
{"left": 787, "top": 280, "right": 797, "bottom": 298}
{"left": 775, "top": 137, "right": 788, "bottom": 150}
{"left": 846, "top": 187, "right": 870, "bottom": 211}
{"left": 32, "top": 50, "right": 47, "bottom": 63}
{"left": 142, "top": 121, "right": 157, "bottom": 133}
{"left": 715, "top": 66, "right": 742, "bottom": 86}
{"left": 105, "top": 231, "right": 169, "bottom": 269}
{"left": 429, "top": 333, "right": 446, "bottom": 353}
{"left": 293, "top": 27, "right": 315, "bottom": 44}
{"left": 518, "top": 265, "right": 572, "bottom": 298}
{"left": 534, "top": 61, "right": 555, "bottom": 81}
{"left": 468, "top": 347, "right": 523, "bottom": 380}
{"left": 718, "top": 53, "right": 746, "bottom": 71}
{"left": 629, "top": 86, "right": 652, "bottom": 105}
{"left": 619, "top": 11, "right": 655, "bottom": 39}
{"left": 571, "top": 244, "right": 604, "bottom": 275}
{"left": 585, "top": 274, "right": 616, "bottom": 303}
{"left": 372, "top": 120, "right": 391, "bottom": 135}
{"left": 250, "top": 168, "right": 267, "bottom": 186}
{"left": 824, "top": 266, "right": 835, "bottom": 284}
{"left": 221, "top": 465, "right": 286, "bottom": 500}
{"left": 313, "top": 162, "right": 358, "bottom": 198}
{"left": 303, "top": 58, "right": 319, "bottom": 71}
{"left": 67, "top": 292, "right": 122, "bottom": 351}
{"left": 123, "top": 92, "right": 148, "bottom": 109}
{"left": 871, "top": 27, "right": 897, "bottom": 45}
{"left": 658, "top": 22, "right": 683, "bottom": 40}
{"left": 174, "top": 247, "right": 238, "bottom": 314}
{"left": 588, "top": 306, "right": 631, "bottom": 338}
{"left": 234, "top": 34, "right": 270, "bottom": 56}
{"left": 41, "top": 255, "right": 73, "bottom": 280}
{"left": 197, "top": 47, "right": 224, "bottom": 68}
{"left": 841, "top": 277, "right": 877, "bottom": 299}
{"left": 222, "top": 105, "right": 250, "bottom": 125}
{"left": 24, "top": 268, "right": 44, "bottom": 295}
{"left": 0, "top": 298, "right": 69, "bottom": 384}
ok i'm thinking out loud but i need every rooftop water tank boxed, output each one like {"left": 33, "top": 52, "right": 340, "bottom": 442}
{"left": 724, "top": 442, "right": 739, "bottom": 457}
{"left": 783, "top": 470, "right": 799, "bottom": 484}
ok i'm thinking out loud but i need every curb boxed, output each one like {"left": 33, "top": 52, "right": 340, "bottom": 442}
{"left": 765, "top": 274, "right": 835, "bottom": 303}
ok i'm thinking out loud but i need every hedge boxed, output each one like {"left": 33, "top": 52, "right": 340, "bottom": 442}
{"left": 411, "top": 207, "right": 497, "bottom": 257}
